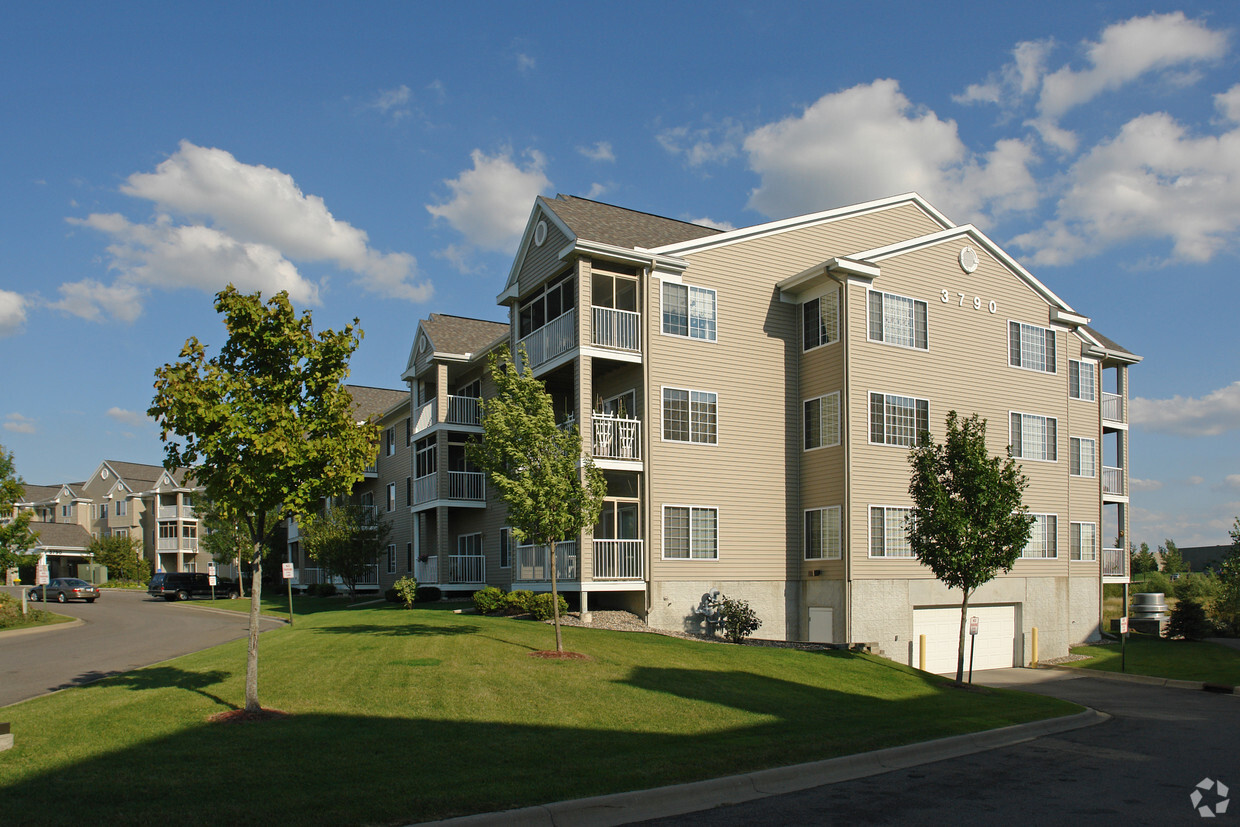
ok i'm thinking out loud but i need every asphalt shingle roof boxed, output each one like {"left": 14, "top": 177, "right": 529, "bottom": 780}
{"left": 31, "top": 522, "right": 93, "bottom": 551}
{"left": 541, "top": 195, "right": 722, "bottom": 250}
{"left": 344, "top": 385, "right": 409, "bottom": 419}
{"left": 1082, "top": 325, "right": 1137, "bottom": 357}
{"left": 420, "top": 314, "right": 509, "bottom": 356}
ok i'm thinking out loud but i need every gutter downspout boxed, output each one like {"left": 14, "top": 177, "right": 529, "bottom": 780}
{"left": 642, "top": 263, "right": 653, "bottom": 620}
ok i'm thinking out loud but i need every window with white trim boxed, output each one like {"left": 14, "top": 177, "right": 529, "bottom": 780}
{"left": 61, "top": 504, "right": 71, "bottom": 518}
{"left": 406, "top": 476, "right": 412, "bottom": 507}
{"left": 115, "top": 499, "right": 126, "bottom": 516}
{"left": 406, "top": 542, "right": 413, "bottom": 571}
{"left": 805, "top": 506, "right": 842, "bottom": 560}
{"left": 662, "top": 282, "right": 717, "bottom": 341}
{"left": 99, "top": 503, "right": 109, "bottom": 519}
{"left": 518, "top": 271, "right": 576, "bottom": 338}
{"left": 386, "top": 426, "right": 395, "bottom": 456}
{"left": 1009, "top": 322, "right": 1056, "bottom": 373}
{"left": 181, "top": 523, "right": 197, "bottom": 540}
{"left": 1069, "top": 360, "right": 1095, "bottom": 401}
{"left": 663, "top": 505, "right": 718, "bottom": 559}
{"left": 1070, "top": 437, "right": 1096, "bottom": 477}
{"left": 499, "top": 527, "right": 512, "bottom": 568}
{"left": 1010, "top": 412, "right": 1058, "bottom": 462}
{"left": 386, "top": 543, "right": 396, "bottom": 574}
{"left": 386, "top": 483, "right": 396, "bottom": 512}
{"left": 869, "top": 506, "right": 913, "bottom": 558}
{"left": 662, "top": 388, "right": 717, "bottom": 444}
{"left": 870, "top": 393, "right": 929, "bottom": 447}
{"left": 1071, "top": 522, "right": 1097, "bottom": 562}
{"left": 804, "top": 392, "right": 840, "bottom": 450}
{"left": 868, "top": 290, "right": 927, "bottom": 350}
{"left": 458, "top": 533, "right": 482, "bottom": 556}
{"left": 1023, "top": 514, "right": 1058, "bottom": 558}
{"left": 159, "top": 523, "right": 176, "bottom": 540}
{"left": 803, "top": 290, "right": 839, "bottom": 351}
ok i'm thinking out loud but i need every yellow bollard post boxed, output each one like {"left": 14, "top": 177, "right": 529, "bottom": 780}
{"left": 919, "top": 634, "right": 926, "bottom": 671}
{"left": 1031, "top": 627, "right": 1039, "bottom": 667}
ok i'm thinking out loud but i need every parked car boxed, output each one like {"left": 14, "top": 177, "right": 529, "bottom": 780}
{"left": 29, "top": 578, "right": 101, "bottom": 604}
{"left": 147, "top": 572, "right": 239, "bottom": 601}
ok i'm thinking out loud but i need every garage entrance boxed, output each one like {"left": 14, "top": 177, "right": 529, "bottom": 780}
{"left": 912, "top": 604, "right": 1017, "bottom": 674}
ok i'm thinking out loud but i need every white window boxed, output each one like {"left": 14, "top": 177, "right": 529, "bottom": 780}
{"left": 115, "top": 499, "right": 126, "bottom": 516}
{"left": 868, "top": 290, "right": 928, "bottom": 350}
{"left": 415, "top": 437, "right": 436, "bottom": 478}
{"left": 386, "top": 544, "right": 396, "bottom": 574}
{"left": 1070, "top": 437, "right": 1096, "bottom": 477}
{"left": 61, "top": 504, "right": 71, "bottom": 518}
{"left": 385, "top": 426, "right": 395, "bottom": 456}
{"left": 112, "top": 527, "right": 127, "bottom": 539}
{"left": 386, "top": 483, "right": 396, "bottom": 512}
{"left": 805, "top": 506, "right": 842, "bottom": 560}
{"left": 1009, "top": 322, "right": 1056, "bottom": 373}
{"left": 1071, "top": 522, "right": 1097, "bottom": 562}
{"left": 662, "top": 283, "right": 717, "bottom": 341}
{"left": 159, "top": 523, "right": 177, "bottom": 539}
{"left": 803, "top": 290, "right": 839, "bottom": 351}
{"left": 1024, "top": 514, "right": 1058, "bottom": 559}
{"left": 1010, "top": 412, "right": 1058, "bottom": 462}
{"left": 182, "top": 523, "right": 197, "bottom": 539}
{"left": 870, "top": 393, "right": 929, "bottom": 447}
{"left": 99, "top": 503, "right": 109, "bottom": 519}
{"left": 663, "top": 505, "right": 718, "bottom": 559}
{"left": 1069, "top": 360, "right": 1096, "bottom": 401}
{"left": 662, "top": 388, "right": 717, "bottom": 444}
{"left": 869, "top": 506, "right": 913, "bottom": 558}
{"left": 518, "top": 271, "right": 575, "bottom": 338}
{"left": 457, "top": 533, "right": 482, "bottom": 556}
{"left": 804, "top": 392, "right": 840, "bottom": 450}
{"left": 499, "top": 527, "right": 512, "bottom": 568}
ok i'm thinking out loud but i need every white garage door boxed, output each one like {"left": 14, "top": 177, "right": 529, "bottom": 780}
{"left": 912, "top": 605, "right": 1016, "bottom": 674}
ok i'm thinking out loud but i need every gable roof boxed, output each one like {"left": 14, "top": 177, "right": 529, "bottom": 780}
{"left": 102, "top": 460, "right": 175, "bottom": 488}
{"left": 344, "top": 385, "right": 409, "bottom": 420}
{"left": 31, "top": 522, "right": 93, "bottom": 552}
{"left": 420, "top": 314, "right": 509, "bottom": 357}
{"left": 1080, "top": 325, "right": 1139, "bottom": 360}
{"left": 17, "top": 484, "right": 63, "bottom": 505}
{"left": 541, "top": 195, "right": 722, "bottom": 250}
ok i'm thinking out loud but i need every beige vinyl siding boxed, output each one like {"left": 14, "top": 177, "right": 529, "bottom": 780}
{"left": 1065, "top": 334, "right": 1102, "bottom": 557}
{"left": 846, "top": 238, "right": 1076, "bottom": 581}
{"left": 800, "top": 300, "right": 847, "bottom": 579}
{"left": 515, "top": 209, "right": 571, "bottom": 298}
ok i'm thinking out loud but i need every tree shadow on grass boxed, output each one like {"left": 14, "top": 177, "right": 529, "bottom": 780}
{"left": 87, "top": 666, "right": 235, "bottom": 709}
{"left": 310, "top": 623, "right": 481, "bottom": 637}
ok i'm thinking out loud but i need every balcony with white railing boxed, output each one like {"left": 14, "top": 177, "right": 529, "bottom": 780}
{"left": 297, "top": 564, "right": 379, "bottom": 587}
{"left": 446, "top": 554, "right": 485, "bottom": 584}
{"left": 1102, "top": 547, "right": 1127, "bottom": 580}
{"left": 518, "top": 309, "right": 576, "bottom": 371}
{"left": 415, "top": 555, "right": 439, "bottom": 585}
{"left": 1103, "top": 466, "right": 1125, "bottom": 496}
{"left": 414, "top": 474, "right": 437, "bottom": 505}
{"left": 593, "top": 539, "right": 643, "bottom": 580}
{"left": 157, "top": 536, "right": 197, "bottom": 551}
{"left": 593, "top": 416, "right": 641, "bottom": 462}
{"left": 363, "top": 460, "right": 378, "bottom": 478}
{"left": 413, "top": 398, "right": 437, "bottom": 434}
{"left": 158, "top": 505, "right": 178, "bottom": 519}
{"left": 515, "top": 541, "right": 580, "bottom": 583}
{"left": 592, "top": 307, "right": 640, "bottom": 353}
{"left": 1101, "top": 392, "right": 1125, "bottom": 425}
{"left": 448, "top": 471, "right": 485, "bottom": 501}
{"left": 446, "top": 395, "right": 482, "bottom": 426}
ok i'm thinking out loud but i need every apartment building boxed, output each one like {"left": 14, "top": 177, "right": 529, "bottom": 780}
{"left": 352, "top": 192, "right": 1139, "bottom": 669}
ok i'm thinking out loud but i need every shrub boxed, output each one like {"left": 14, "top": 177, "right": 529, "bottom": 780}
{"left": 0, "top": 593, "right": 54, "bottom": 629}
{"left": 505, "top": 590, "right": 535, "bottom": 614}
{"left": 1173, "top": 572, "right": 1220, "bottom": 605}
{"left": 528, "top": 592, "right": 569, "bottom": 621}
{"left": 717, "top": 596, "right": 762, "bottom": 643}
{"left": 414, "top": 586, "right": 441, "bottom": 603}
{"left": 1133, "top": 572, "right": 1172, "bottom": 596}
{"left": 310, "top": 582, "right": 337, "bottom": 597}
{"left": 1167, "top": 599, "right": 1212, "bottom": 641}
{"left": 472, "top": 586, "right": 506, "bottom": 614}
{"left": 393, "top": 576, "right": 417, "bottom": 609}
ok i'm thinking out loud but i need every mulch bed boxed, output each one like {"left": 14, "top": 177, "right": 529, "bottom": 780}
{"left": 208, "top": 708, "right": 290, "bottom": 724}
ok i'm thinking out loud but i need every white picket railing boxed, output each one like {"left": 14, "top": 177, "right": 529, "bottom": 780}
{"left": 518, "top": 309, "right": 576, "bottom": 370}
{"left": 415, "top": 555, "right": 439, "bottom": 585}
{"left": 448, "top": 471, "right": 485, "bottom": 500}
{"left": 1101, "top": 392, "right": 1124, "bottom": 423}
{"left": 414, "top": 474, "right": 437, "bottom": 505}
{"left": 446, "top": 554, "right": 485, "bottom": 584}
{"left": 1102, "top": 547, "right": 1126, "bottom": 578}
{"left": 592, "top": 306, "right": 640, "bottom": 352}
{"left": 593, "top": 539, "right": 644, "bottom": 580}
{"left": 1102, "top": 466, "right": 1124, "bottom": 496}
{"left": 593, "top": 417, "right": 641, "bottom": 461}
{"left": 515, "top": 541, "right": 579, "bottom": 582}
{"left": 446, "top": 395, "right": 481, "bottom": 426}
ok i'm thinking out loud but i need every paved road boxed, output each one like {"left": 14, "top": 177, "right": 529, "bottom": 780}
{"left": 639, "top": 668, "right": 1240, "bottom": 826}
{"left": 0, "top": 586, "right": 282, "bottom": 707}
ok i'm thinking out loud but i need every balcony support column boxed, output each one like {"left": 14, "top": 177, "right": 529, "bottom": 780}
{"left": 580, "top": 591, "right": 591, "bottom": 624}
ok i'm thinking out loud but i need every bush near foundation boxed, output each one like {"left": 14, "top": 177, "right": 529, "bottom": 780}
{"left": 505, "top": 590, "right": 535, "bottom": 614}
{"left": 528, "top": 592, "right": 569, "bottom": 622}
{"left": 717, "top": 596, "right": 762, "bottom": 644}
{"left": 473, "top": 586, "right": 506, "bottom": 614}
{"left": 1167, "top": 599, "right": 1213, "bottom": 641}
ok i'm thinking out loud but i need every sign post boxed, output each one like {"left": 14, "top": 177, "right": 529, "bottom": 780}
{"left": 1119, "top": 616, "right": 1129, "bottom": 673}
{"left": 208, "top": 563, "right": 217, "bottom": 601}
{"left": 968, "top": 616, "right": 979, "bottom": 684}
{"left": 36, "top": 564, "right": 49, "bottom": 604}
{"left": 282, "top": 561, "right": 294, "bottom": 626}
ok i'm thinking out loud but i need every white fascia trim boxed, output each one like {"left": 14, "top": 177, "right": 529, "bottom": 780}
{"left": 573, "top": 239, "right": 690, "bottom": 274}
{"left": 500, "top": 200, "right": 576, "bottom": 303}
{"left": 1050, "top": 308, "right": 1090, "bottom": 327}
{"left": 854, "top": 224, "right": 1079, "bottom": 315}
{"left": 648, "top": 193, "right": 954, "bottom": 257}
{"left": 777, "top": 258, "right": 877, "bottom": 302}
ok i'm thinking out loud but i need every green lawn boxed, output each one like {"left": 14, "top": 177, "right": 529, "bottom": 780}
{"left": 1067, "top": 634, "right": 1240, "bottom": 685}
{"left": 0, "top": 608, "right": 74, "bottom": 632}
{"left": 0, "top": 604, "right": 1078, "bottom": 825}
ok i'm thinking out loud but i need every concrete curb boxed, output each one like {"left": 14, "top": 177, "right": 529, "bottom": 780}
{"left": 416, "top": 708, "right": 1107, "bottom": 827}
{"left": 1039, "top": 663, "right": 1239, "bottom": 694}
{"left": 0, "top": 616, "right": 84, "bottom": 639}
{"left": 172, "top": 602, "right": 289, "bottom": 625}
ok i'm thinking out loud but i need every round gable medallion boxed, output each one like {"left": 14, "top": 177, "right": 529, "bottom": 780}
{"left": 958, "top": 245, "right": 979, "bottom": 274}
{"left": 533, "top": 220, "right": 548, "bottom": 247}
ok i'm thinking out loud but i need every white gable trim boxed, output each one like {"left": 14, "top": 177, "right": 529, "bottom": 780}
{"left": 500, "top": 199, "right": 576, "bottom": 303}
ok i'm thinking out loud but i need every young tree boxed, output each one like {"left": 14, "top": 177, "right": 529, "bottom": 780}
{"left": 1160, "top": 539, "right": 1185, "bottom": 574}
{"left": 198, "top": 497, "right": 283, "bottom": 597}
{"left": 467, "top": 345, "right": 605, "bottom": 653}
{"left": 88, "top": 534, "right": 149, "bottom": 583}
{"left": 300, "top": 503, "right": 391, "bottom": 598}
{"left": 1216, "top": 518, "right": 1240, "bottom": 635}
{"left": 1131, "top": 541, "right": 1158, "bottom": 577}
{"left": 0, "top": 445, "right": 38, "bottom": 577}
{"left": 907, "top": 411, "right": 1034, "bottom": 684}
{"left": 149, "top": 287, "right": 378, "bottom": 713}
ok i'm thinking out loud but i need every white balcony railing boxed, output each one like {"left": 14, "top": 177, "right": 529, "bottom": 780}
{"left": 1101, "top": 392, "right": 1124, "bottom": 423}
{"left": 518, "top": 309, "right": 576, "bottom": 370}
{"left": 446, "top": 554, "right": 485, "bottom": 584}
{"left": 413, "top": 399, "right": 436, "bottom": 434}
{"left": 446, "top": 395, "right": 482, "bottom": 426}
{"left": 593, "top": 416, "right": 641, "bottom": 461}
{"left": 1102, "top": 547, "right": 1126, "bottom": 578}
{"left": 515, "top": 541, "right": 579, "bottom": 582}
{"left": 298, "top": 564, "right": 379, "bottom": 586}
{"left": 158, "top": 505, "right": 178, "bottom": 519}
{"left": 592, "top": 306, "right": 641, "bottom": 352}
{"left": 448, "top": 471, "right": 485, "bottom": 500}
{"left": 416, "top": 555, "right": 439, "bottom": 585}
{"left": 157, "top": 537, "right": 197, "bottom": 551}
{"left": 593, "top": 539, "right": 644, "bottom": 580}
{"left": 414, "top": 474, "right": 437, "bottom": 505}
{"left": 1102, "top": 466, "right": 1124, "bottom": 496}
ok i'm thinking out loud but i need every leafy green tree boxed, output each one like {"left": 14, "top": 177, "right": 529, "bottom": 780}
{"left": 467, "top": 345, "right": 605, "bottom": 653}
{"left": 1216, "top": 518, "right": 1240, "bottom": 635}
{"left": 198, "top": 497, "right": 282, "bottom": 597}
{"left": 907, "top": 411, "right": 1034, "bottom": 683}
{"left": 0, "top": 445, "right": 38, "bottom": 576}
{"left": 149, "top": 287, "right": 378, "bottom": 712}
{"left": 1131, "top": 542, "right": 1158, "bottom": 576}
{"left": 1160, "top": 539, "right": 1185, "bottom": 574}
{"left": 89, "top": 534, "right": 150, "bottom": 583}
{"left": 300, "top": 502, "right": 391, "bottom": 598}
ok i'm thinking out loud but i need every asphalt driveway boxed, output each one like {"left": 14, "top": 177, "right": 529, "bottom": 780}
{"left": 0, "top": 586, "right": 282, "bottom": 707}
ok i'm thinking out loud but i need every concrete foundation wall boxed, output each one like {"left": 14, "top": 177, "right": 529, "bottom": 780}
{"left": 649, "top": 580, "right": 791, "bottom": 638}
{"left": 802, "top": 579, "right": 846, "bottom": 642}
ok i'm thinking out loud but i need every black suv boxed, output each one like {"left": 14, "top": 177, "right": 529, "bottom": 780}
{"left": 148, "top": 572, "right": 239, "bottom": 601}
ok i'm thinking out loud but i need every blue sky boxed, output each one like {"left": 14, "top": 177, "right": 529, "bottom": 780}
{"left": 2, "top": 2, "right": 1237, "bottom": 546}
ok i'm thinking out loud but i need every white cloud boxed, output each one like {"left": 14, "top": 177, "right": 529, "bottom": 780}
{"left": 0, "top": 289, "right": 27, "bottom": 336}
{"left": 369, "top": 84, "right": 412, "bottom": 119}
{"left": 426, "top": 148, "right": 552, "bottom": 254}
{"left": 578, "top": 142, "right": 615, "bottom": 163}
{"left": 1131, "top": 381, "right": 1240, "bottom": 436}
{"left": 1216, "top": 84, "right": 1240, "bottom": 124}
{"left": 106, "top": 407, "right": 151, "bottom": 428}
{"left": 49, "top": 277, "right": 145, "bottom": 323}
{"left": 954, "top": 39, "right": 1055, "bottom": 107}
{"left": 742, "top": 79, "right": 1039, "bottom": 224}
{"left": 516, "top": 53, "right": 535, "bottom": 73}
{"left": 4, "top": 413, "right": 36, "bottom": 434}
{"left": 1037, "top": 13, "right": 1227, "bottom": 121}
{"left": 1224, "top": 475, "right": 1240, "bottom": 490}
{"left": 657, "top": 120, "right": 744, "bottom": 167}
{"left": 686, "top": 216, "right": 735, "bottom": 232}
{"left": 1129, "top": 478, "right": 1164, "bottom": 492}
{"left": 1188, "top": 476, "right": 1205, "bottom": 486}
{"left": 585, "top": 182, "right": 610, "bottom": 200}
